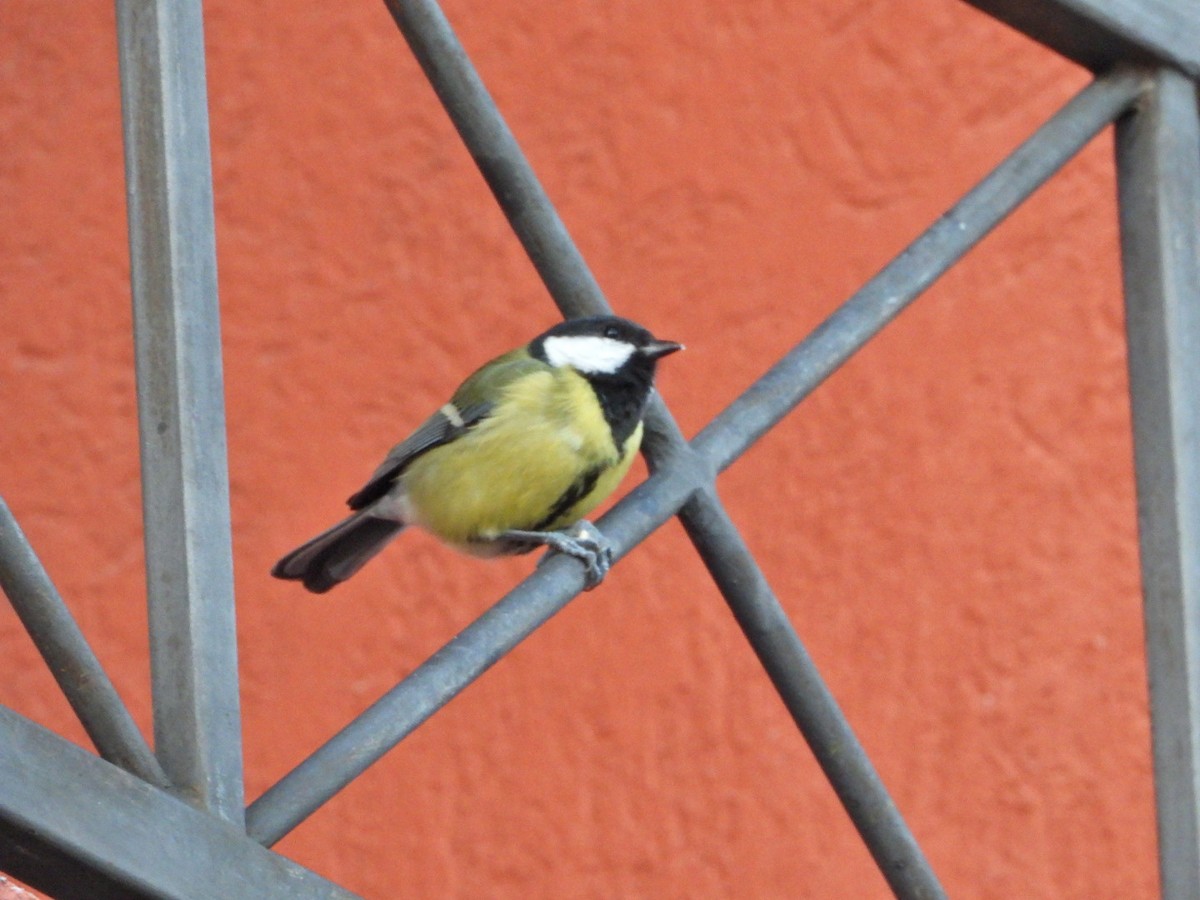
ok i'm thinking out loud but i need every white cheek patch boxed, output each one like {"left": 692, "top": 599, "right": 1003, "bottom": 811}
{"left": 542, "top": 335, "right": 635, "bottom": 374}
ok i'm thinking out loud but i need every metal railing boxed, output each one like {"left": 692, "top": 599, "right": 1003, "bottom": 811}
{"left": 1, "top": 1, "right": 1198, "bottom": 897}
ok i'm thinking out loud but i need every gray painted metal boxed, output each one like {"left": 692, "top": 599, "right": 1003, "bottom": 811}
{"left": 0, "top": 497, "right": 167, "bottom": 787}
{"left": 381, "top": 0, "right": 607, "bottom": 319}
{"left": 246, "top": 539, "right": 636, "bottom": 845}
{"left": 963, "top": 0, "right": 1200, "bottom": 79}
{"left": 0, "top": 705, "right": 358, "bottom": 900}
{"left": 115, "top": 0, "right": 244, "bottom": 823}
{"left": 692, "top": 68, "right": 1147, "bottom": 474}
{"left": 678, "top": 485, "right": 947, "bottom": 898}
{"left": 1116, "top": 68, "right": 1200, "bottom": 900}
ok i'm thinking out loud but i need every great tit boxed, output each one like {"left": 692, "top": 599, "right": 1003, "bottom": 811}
{"left": 272, "top": 315, "right": 682, "bottom": 593}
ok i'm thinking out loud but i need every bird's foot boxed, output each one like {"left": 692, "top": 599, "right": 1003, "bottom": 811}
{"left": 501, "top": 521, "right": 613, "bottom": 590}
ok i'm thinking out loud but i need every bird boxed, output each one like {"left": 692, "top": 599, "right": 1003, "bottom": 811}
{"left": 272, "top": 315, "right": 682, "bottom": 593}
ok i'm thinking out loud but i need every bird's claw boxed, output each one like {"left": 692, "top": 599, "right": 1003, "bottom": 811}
{"left": 532, "top": 521, "right": 613, "bottom": 590}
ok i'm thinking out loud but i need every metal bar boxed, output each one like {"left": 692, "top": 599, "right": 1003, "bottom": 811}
{"left": 115, "top": 0, "right": 244, "bottom": 822}
{"left": 381, "top": 0, "right": 607, "bottom": 318}
{"left": 1115, "top": 67, "right": 1200, "bottom": 900}
{"left": 244, "top": 459, "right": 699, "bottom": 845}
{"left": 0, "top": 705, "right": 358, "bottom": 900}
{"left": 678, "top": 486, "right": 945, "bottom": 898}
{"left": 0, "top": 497, "right": 168, "bottom": 788}
{"left": 962, "top": 0, "right": 1200, "bottom": 80}
{"left": 692, "top": 67, "right": 1146, "bottom": 475}
{"left": 646, "top": 437, "right": 947, "bottom": 896}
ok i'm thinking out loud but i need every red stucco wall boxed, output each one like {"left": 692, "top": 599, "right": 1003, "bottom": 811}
{"left": 1, "top": 2, "right": 1157, "bottom": 897}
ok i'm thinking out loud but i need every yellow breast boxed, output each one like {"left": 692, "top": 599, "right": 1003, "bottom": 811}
{"left": 399, "top": 368, "right": 642, "bottom": 549}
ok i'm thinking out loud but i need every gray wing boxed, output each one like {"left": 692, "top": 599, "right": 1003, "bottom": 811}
{"left": 346, "top": 401, "right": 491, "bottom": 510}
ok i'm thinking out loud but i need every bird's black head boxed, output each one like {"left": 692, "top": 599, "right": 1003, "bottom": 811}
{"left": 530, "top": 315, "right": 683, "bottom": 445}
{"left": 530, "top": 315, "right": 682, "bottom": 379}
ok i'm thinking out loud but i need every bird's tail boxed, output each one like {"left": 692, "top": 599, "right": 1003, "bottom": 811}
{"left": 271, "top": 511, "right": 405, "bottom": 593}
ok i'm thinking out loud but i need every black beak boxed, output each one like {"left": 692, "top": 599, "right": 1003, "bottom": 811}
{"left": 640, "top": 339, "right": 684, "bottom": 360}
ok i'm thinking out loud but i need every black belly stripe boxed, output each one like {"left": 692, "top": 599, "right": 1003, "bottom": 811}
{"left": 529, "top": 465, "right": 604, "bottom": 532}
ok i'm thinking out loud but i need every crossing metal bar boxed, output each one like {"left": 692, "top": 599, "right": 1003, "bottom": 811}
{"left": 692, "top": 67, "right": 1147, "bottom": 474}
{"left": 245, "top": 525, "right": 668, "bottom": 846}
{"left": 381, "top": 0, "right": 607, "bottom": 318}
{"left": 0, "top": 705, "right": 357, "bottom": 900}
{"left": 678, "top": 484, "right": 946, "bottom": 898}
{"left": 0, "top": 497, "right": 168, "bottom": 788}
{"left": 380, "top": 0, "right": 687, "bottom": 496}
{"left": 115, "top": 0, "right": 244, "bottom": 822}
{"left": 1115, "top": 67, "right": 1200, "bottom": 900}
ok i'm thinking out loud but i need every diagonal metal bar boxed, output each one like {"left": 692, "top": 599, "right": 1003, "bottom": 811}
{"left": 244, "top": 461, "right": 703, "bottom": 846}
{"left": 115, "top": 0, "right": 244, "bottom": 822}
{"left": 0, "top": 705, "right": 358, "bottom": 900}
{"left": 692, "top": 67, "right": 1147, "bottom": 474}
{"left": 381, "top": 0, "right": 607, "bottom": 318}
{"left": 678, "top": 483, "right": 946, "bottom": 898}
{"left": 0, "top": 497, "right": 168, "bottom": 788}
{"left": 1115, "top": 67, "right": 1200, "bottom": 900}
{"left": 962, "top": 0, "right": 1200, "bottom": 80}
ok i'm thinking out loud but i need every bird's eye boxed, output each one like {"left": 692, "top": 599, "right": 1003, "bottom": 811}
{"left": 604, "top": 325, "right": 620, "bottom": 338}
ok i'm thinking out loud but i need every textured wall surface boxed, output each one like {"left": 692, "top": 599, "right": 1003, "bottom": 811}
{"left": 0, "top": 1, "right": 1157, "bottom": 897}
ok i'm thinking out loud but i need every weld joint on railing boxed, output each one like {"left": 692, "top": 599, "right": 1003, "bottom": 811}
{"left": 1106, "top": 62, "right": 1160, "bottom": 115}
